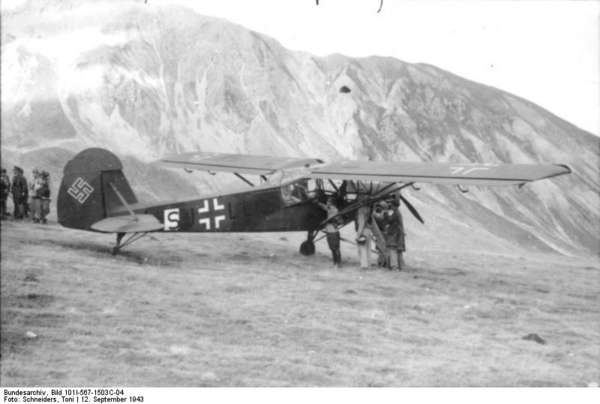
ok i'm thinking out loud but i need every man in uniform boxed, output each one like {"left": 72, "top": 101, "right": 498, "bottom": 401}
{"left": 39, "top": 171, "right": 51, "bottom": 224}
{"left": 316, "top": 197, "right": 342, "bottom": 268}
{"left": 371, "top": 199, "right": 405, "bottom": 271}
{"left": 384, "top": 197, "right": 405, "bottom": 271}
{"left": 371, "top": 201, "right": 389, "bottom": 268}
{"left": 391, "top": 195, "right": 406, "bottom": 270}
{"left": 355, "top": 203, "right": 373, "bottom": 269}
{"left": 0, "top": 168, "right": 10, "bottom": 219}
{"left": 11, "top": 166, "right": 28, "bottom": 219}
{"left": 30, "top": 169, "right": 43, "bottom": 223}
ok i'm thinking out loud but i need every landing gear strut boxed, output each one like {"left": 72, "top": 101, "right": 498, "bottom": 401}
{"left": 299, "top": 231, "right": 316, "bottom": 256}
{"left": 112, "top": 233, "right": 126, "bottom": 255}
{"left": 112, "top": 232, "right": 148, "bottom": 255}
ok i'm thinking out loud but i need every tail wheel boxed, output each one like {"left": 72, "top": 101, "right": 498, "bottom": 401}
{"left": 300, "top": 240, "right": 315, "bottom": 256}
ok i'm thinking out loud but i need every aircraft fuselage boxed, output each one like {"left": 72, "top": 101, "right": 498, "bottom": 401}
{"left": 127, "top": 183, "right": 327, "bottom": 233}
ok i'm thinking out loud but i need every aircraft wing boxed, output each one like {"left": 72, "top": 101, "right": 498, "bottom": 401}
{"left": 159, "top": 152, "right": 324, "bottom": 175}
{"left": 159, "top": 151, "right": 571, "bottom": 185}
{"left": 309, "top": 161, "right": 571, "bottom": 185}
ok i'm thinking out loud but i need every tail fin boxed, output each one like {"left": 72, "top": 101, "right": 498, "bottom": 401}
{"left": 58, "top": 148, "right": 137, "bottom": 230}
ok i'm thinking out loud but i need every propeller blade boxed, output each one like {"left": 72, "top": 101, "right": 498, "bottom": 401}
{"left": 398, "top": 193, "right": 425, "bottom": 224}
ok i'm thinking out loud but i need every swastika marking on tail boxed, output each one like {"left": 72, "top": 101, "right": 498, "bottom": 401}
{"left": 67, "top": 177, "right": 94, "bottom": 204}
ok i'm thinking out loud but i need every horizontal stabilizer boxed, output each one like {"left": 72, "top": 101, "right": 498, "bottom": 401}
{"left": 91, "top": 214, "right": 163, "bottom": 233}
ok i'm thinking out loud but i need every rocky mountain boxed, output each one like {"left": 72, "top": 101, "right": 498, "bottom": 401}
{"left": 2, "top": 1, "right": 598, "bottom": 256}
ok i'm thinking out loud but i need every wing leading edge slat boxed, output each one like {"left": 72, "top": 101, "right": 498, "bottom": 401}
{"left": 159, "top": 152, "right": 324, "bottom": 175}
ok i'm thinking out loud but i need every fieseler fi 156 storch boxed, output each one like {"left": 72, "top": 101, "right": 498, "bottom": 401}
{"left": 57, "top": 148, "right": 571, "bottom": 254}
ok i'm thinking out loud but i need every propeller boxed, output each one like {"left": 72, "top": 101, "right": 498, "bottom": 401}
{"left": 313, "top": 182, "right": 425, "bottom": 230}
{"left": 397, "top": 193, "right": 425, "bottom": 224}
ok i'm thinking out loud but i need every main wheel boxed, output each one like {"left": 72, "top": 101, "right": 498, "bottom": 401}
{"left": 299, "top": 240, "right": 315, "bottom": 256}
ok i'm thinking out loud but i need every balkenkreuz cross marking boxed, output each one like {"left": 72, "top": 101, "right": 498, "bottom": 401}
{"left": 197, "top": 198, "right": 226, "bottom": 230}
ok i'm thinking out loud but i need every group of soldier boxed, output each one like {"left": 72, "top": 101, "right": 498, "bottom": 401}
{"left": 358, "top": 196, "right": 405, "bottom": 270}
{"left": 1, "top": 166, "right": 51, "bottom": 223}
{"left": 317, "top": 193, "right": 406, "bottom": 271}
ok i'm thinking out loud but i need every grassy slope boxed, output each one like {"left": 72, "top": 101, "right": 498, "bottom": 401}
{"left": 1, "top": 220, "right": 598, "bottom": 386}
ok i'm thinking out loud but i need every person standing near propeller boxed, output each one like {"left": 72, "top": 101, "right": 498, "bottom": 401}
{"left": 390, "top": 194, "right": 406, "bottom": 270}
{"left": 355, "top": 202, "right": 373, "bottom": 270}
{"left": 371, "top": 201, "right": 389, "bottom": 268}
{"left": 372, "top": 199, "right": 404, "bottom": 271}
{"left": 315, "top": 197, "right": 343, "bottom": 268}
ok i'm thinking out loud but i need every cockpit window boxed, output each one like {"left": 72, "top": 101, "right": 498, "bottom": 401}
{"left": 281, "top": 179, "right": 310, "bottom": 206}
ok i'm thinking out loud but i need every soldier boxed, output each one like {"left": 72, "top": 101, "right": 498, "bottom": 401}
{"left": 30, "top": 169, "right": 43, "bottom": 223}
{"left": 11, "top": 166, "right": 28, "bottom": 219}
{"left": 39, "top": 171, "right": 51, "bottom": 224}
{"left": 355, "top": 203, "right": 373, "bottom": 269}
{"left": 385, "top": 197, "right": 405, "bottom": 271}
{"left": 316, "top": 197, "right": 342, "bottom": 268}
{"left": 371, "top": 201, "right": 388, "bottom": 268}
{"left": 0, "top": 168, "right": 10, "bottom": 219}
{"left": 371, "top": 199, "right": 404, "bottom": 270}
{"left": 392, "top": 195, "right": 406, "bottom": 270}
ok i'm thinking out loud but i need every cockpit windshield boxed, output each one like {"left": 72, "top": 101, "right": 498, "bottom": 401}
{"left": 280, "top": 176, "right": 324, "bottom": 206}
{"left": 258, "top": 166, "right": 313, "bottom": 205}
{"left": 281, "top": 180, "right": 308, "bottom": 205}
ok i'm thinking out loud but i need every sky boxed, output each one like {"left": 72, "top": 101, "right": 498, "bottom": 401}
{"left": 2, "top": 0, "right": 598, "bottom": 134}
{"left": 150, "top": 0, "right": 599, "bottom": 135}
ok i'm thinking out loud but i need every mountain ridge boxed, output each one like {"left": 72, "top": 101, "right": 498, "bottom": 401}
{"left": 1, "top": 1, "right": 598, "bottom": 256}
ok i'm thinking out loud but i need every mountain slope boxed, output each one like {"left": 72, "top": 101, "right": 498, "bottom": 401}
{"left": 1, "top": 1, "right": 598, "bottom": 255}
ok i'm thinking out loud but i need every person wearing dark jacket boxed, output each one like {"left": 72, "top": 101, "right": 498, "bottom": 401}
{"left": 316, "top": 197, "right": 342, "bottom": 268}
{"left": 376, "top": 196, "right": 406, "bottom": 271}
{"left": 371, "top": 201, "right": 389, "bottom": 267}
{"left": 38, "top": 171, "right": 51, "bottom": 224}
{"left": 11, "top": 167, "right": 28, "bottom": 219}
{"left": 0, "top": 168, "right": 10, "bottom": 219}
{"left": 383, "top": 203, "right": 403, "bottom": 271}
{"left": 372, "top": 199, "right": 405, "bottom": 271}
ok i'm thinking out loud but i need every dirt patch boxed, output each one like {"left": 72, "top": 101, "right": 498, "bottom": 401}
{"left": 22, "top": 312, "right": 65, "bottom": 328}
{"left": 23, "top": 274, "right": 39, "bottom": 283}
{"left": 10, "top": 293, "right": 56, "bottom": 309}
{"left": 116, "top": 250, "right": 184, "bottom": 267}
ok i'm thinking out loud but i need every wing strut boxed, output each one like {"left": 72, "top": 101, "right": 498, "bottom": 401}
{"left": 234, "top": 172, "right": 254, "bottom": 187}
{"left": 112, "top": 232, "right": 150, "bottom": 255}
{"left": 328, "top": 180, "right": 339, "bottom": 193}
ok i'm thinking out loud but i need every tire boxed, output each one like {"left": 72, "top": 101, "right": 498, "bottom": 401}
{"left": 299, "top": 240, "right": 315, "bottom": 256}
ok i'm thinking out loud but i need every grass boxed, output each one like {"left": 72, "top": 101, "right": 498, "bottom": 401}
{"left": 1, "top": 220, "right": 599, "bottom": 386}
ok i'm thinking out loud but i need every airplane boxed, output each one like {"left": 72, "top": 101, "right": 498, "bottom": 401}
{"left": 56, "top": 147, "right": 571, "bottom": 255}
